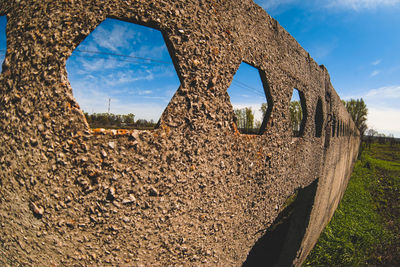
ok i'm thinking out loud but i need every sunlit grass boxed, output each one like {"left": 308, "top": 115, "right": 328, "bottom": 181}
{"left": 304, "top": 143, "right": 400, "bottom": 266}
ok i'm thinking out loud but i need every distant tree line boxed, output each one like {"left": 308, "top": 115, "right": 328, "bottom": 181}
{"left": 341, "top": 98, "right": 398, "bottom": 148}
{"left": 84, "top": 112, "right": 156, "bottom": 130}
{"left": 234, "top": 107, "right": 257, "bottom": 134}
{"left": 363, "top": 129, "right": 399, "bottom": 148}
{"left": 234, "top": 101, "right": 303, "bottom": 135}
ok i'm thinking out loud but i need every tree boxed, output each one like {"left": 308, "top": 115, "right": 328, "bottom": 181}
{"left": 290, "top": 100, "right": 303, "bottom": 133}
{"left": 244, "top": 107, "right": 254, "bottom": 131}
{"left": 123, "top": 113, "right": 135, "bottom": 126}
{"left": 234, "top": 108, "right": 246, "bottom": 129}
{"left": 388, "top": 134, "right": 396, "bottom": 147}
{"left": 260, "top": 102, "right": 268, "bottom": 120}
{"left": 343, "top": 98, "right": 368, "bottom": 136}
{"left": 234, "top": 107, "right": 255, "bottom": 133}
{"left": 366, "top": 128, "right": 378, "bottom": 137}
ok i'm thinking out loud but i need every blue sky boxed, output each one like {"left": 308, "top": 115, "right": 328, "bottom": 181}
{"left": 227, "top": 62, "right": 301, "bottom": 125}
{"left": 254, "top": 0, "right": 400, "bottom": 137}
{"left": 227, "top": 62, "right": 269, "bottom": 123}
{"left": 0, "top": 16, "right": 5, "bottom": 72}
{"left": 66, "top": 18, "right": 180, "bottom": 122}
{"left": 0, "top": 1, "right": 399, "bottom": 136}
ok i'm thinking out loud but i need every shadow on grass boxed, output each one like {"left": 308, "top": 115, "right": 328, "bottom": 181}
{"left": 243, "top": 179, "right": 318, "bottom": 267}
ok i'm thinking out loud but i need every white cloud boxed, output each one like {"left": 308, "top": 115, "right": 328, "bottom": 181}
{"left": 92, "top": 23, "right": 137, "bottom": 53}
{"left": 365, "top": 85, "right": 400, "bottom": 99}
{"left": 254, "top": 0, "right": 400, "bottom": 13}
{"left": 371, "top": 59, "right": 382, "bottom": 66}
{"left": 79, "top": 58, "right": 106, "bottom": 72}
{"left": 255, "top": 0, "right": 298, "bottom": 12}
{"left": 103, "top": 70, "right": 154, "bottom": 87}
{"left": 327, "top": 0, "right": 400, "bottom": 10}
{"left": 370, "top": 70, "right": 380, "bottom": 77}
{"left": 133, "top": 45, "right": 168, "bottom": 59}
{"left": 367, "top": 107, "right": 400, "bottom": 137}
{"left": 71, "top": 84, "right": 111, "bottom": 114}
{"left": 343, "top": 85, "right": 400, "bottom": 137}
{"left": 74, "top": 55, "right": 129, "bottom": 73}
{"left": 77, "top": 42, "right": 99, "bottom": 53}
{"left": 68, "top": 71, "right": 179, "bottom": 119}
{"left": 138, "top": 90, "right": 152, "bottom": 95}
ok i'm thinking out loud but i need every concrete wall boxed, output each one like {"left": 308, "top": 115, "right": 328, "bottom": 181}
{"left": 0, "top": 0, "right": 360, "bottom": 265}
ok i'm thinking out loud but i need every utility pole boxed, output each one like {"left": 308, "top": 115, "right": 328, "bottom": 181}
{"left": 107, "top": 98, "right": 111, "bottom": 114}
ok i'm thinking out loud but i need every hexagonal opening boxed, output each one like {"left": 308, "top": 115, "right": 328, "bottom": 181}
{"left": 66, "top": 18, "right": 180, "bottom": 130}
{"left": 314, "top": 98, "right": 323, "bottom": 138}
{"left": 290, "top": 88, "right": 307, "bottom": 137}
{"left": 0, "top": 16, "right": 7, "bottom": 73}
{"left": 332, "top": 115, "right": 337, "bottom": 137}
{"left": 227, "top": 62, "right": 272, "bottom": 135}
{"left": 340, "top": 121, "right": 343, "bottom": 136}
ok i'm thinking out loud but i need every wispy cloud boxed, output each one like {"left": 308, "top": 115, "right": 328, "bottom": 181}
{"left": 75, "top": 55, "right": 130, "bottom": 72}
{"left": 68, "top": 76, "right": 178, "bottom": 119}
{"left": 255, "top": 0, "right": 400, "bottom": 13}
{"left": 133, "top": 45, "right": 168, "bottom": 59}
{"left": 255, "top": 0, "right": 298, "bottom": 13}
{"left": 342, "top": 85, "right": 400, "bottom": 137}
{"left": 343, "top": 85, "right": 400, "bottom": 109}
{"left": 92, "top": 23, "right": 137, "bottom": 53}
{"left": 371, "top": 59, "right": 382, "bottom": 66}
{"left": 138, "top": 90, "right": 152, "bottom": 95}
{"left": 365, "top": 85, "right": 400, "bottom": 99}
{"left": 103, "top": 70, "right": 154, "bottom": 87}
{"left": 370, "top": 70, "right": 380, "bottom": 77}
{"left": 367, "top": 107, "right": 400, "bottom": 137}
{"left": 327, "top": 0, "right": 400, "bottom": 10}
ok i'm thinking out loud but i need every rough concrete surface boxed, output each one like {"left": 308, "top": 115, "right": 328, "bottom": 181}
{"left": 0, "top": 0, "right": 360, "bottom": 266}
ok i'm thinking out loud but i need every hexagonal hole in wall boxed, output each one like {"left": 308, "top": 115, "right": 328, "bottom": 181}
{"left": 227, "top": 62, "right": 272, "bottom": 135}
{"left": 0, "top": 16, "right": 7, "bottom": 72}
{"left": 66, "top": 18, "right": 180, "bottom": 130}
{"left": 332, "top": 115, "right": 337, "bottom": 137}
{"left": 314, "top": 98, "right": 323, "bottom": 138}
{"left": 290, "top": 88, "right": 307, "bottom": 137}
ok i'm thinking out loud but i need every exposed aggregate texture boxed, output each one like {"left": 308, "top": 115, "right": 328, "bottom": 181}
{"left": 0, "top": 0, "right": 360, "bottom": 265}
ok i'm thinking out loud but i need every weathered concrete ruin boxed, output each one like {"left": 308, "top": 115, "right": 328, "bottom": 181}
{"left": 0, "top": 0, "right": 360, "bottom": 265}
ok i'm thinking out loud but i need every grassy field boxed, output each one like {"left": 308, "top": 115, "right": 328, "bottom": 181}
{"left": 304, "top": 142, "right": 400, "bottom": 266}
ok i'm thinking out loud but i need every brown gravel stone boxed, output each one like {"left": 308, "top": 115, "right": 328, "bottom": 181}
{"left": 0, "top": 0, "right": 359, "bottom": 266}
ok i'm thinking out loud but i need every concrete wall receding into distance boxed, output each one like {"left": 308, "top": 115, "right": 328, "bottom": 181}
{"left": 0, "top": 0, "right": 360, "bottom": 265}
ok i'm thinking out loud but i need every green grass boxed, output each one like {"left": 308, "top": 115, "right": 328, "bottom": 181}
{"left": 304, "top": 143, "right": 400, "bottom": 266}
